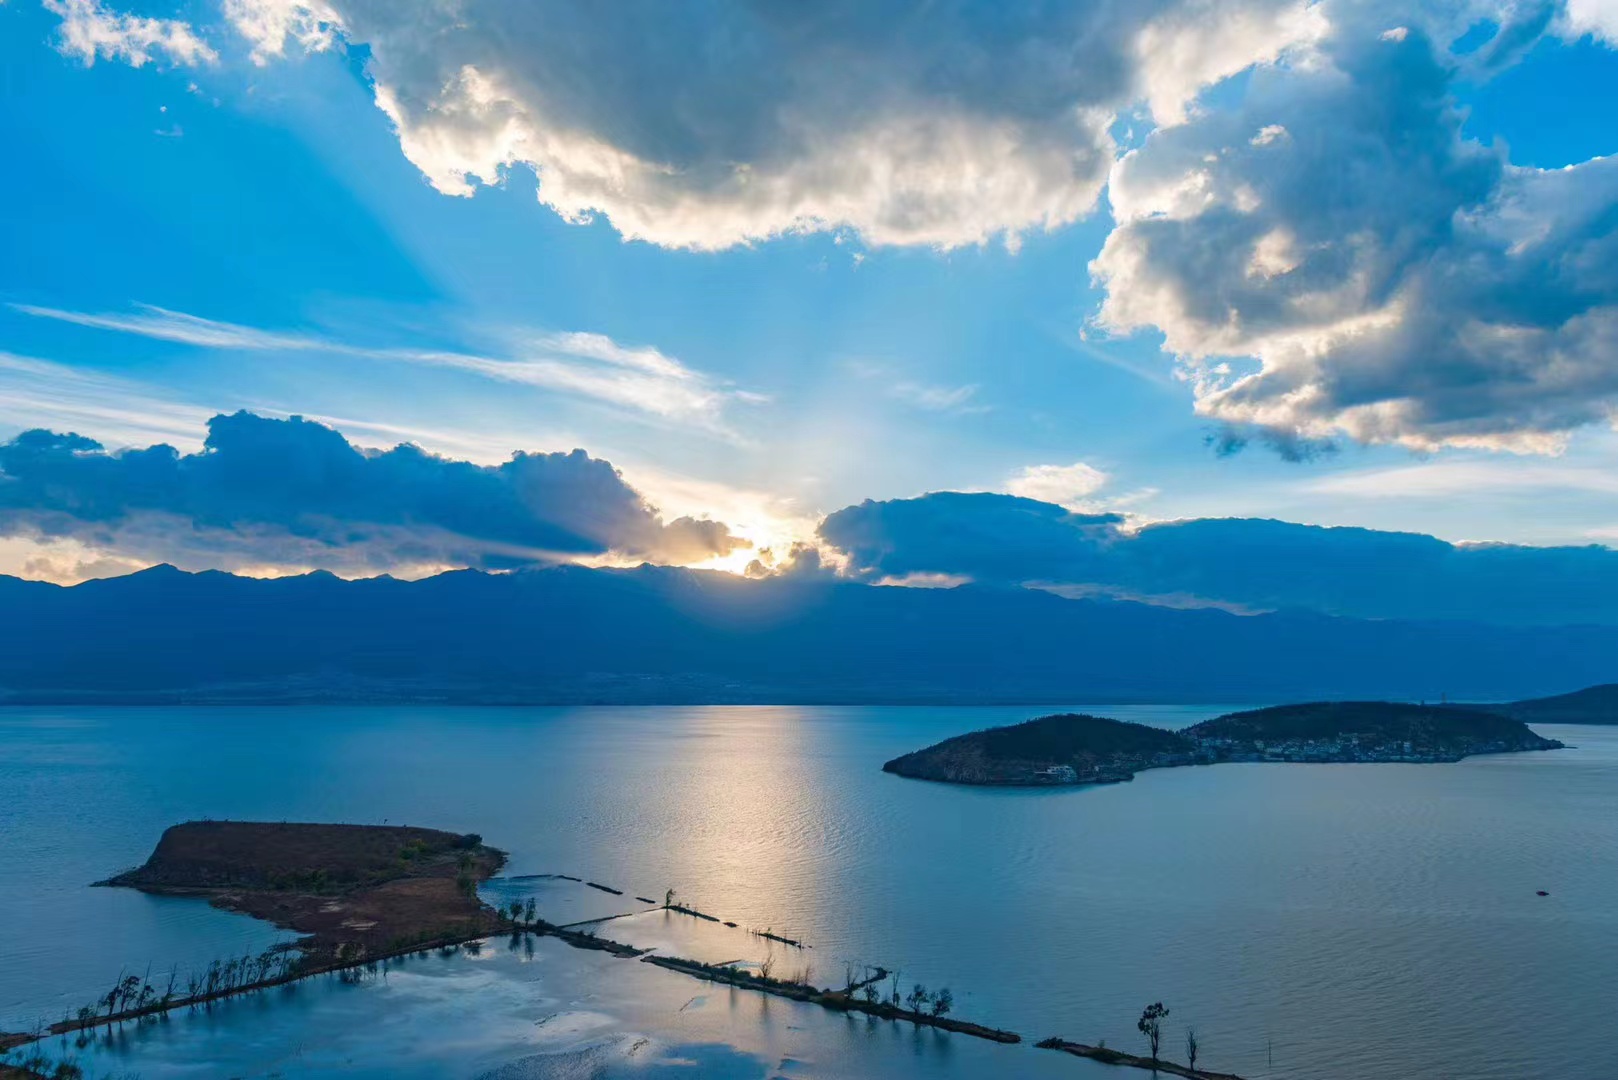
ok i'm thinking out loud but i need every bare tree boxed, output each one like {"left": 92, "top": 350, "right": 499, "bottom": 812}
{"left": 1186, "top": 1027, "right": 1199, "bottom": 1072}
{"left": 930, "top": 987, "right": 953, "bottom": 1018}
{"left": 1138, "top": 1002, "right": 1170, "bottom": 1062}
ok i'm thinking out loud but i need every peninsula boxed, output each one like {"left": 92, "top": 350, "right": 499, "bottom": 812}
{"left": 883, "top": 702, "right": 1563, "bottom": 786}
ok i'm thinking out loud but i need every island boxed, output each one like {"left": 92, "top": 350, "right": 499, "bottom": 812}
{"left": 882, "top": 702, "right": 1563, "bottom": 786}
{"left": 100, "top": 821, "right": 508, "bottom": 964}
{"left": 883, "top": 713, "right": 1200, "bottom": 785}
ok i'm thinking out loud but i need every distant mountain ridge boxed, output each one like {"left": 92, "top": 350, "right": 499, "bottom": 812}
{"left": 1487, "top": 684, "right": 1618, "bottom": 725}
{"left": 2, "top": 564, "right": 1618, "bottom": 704}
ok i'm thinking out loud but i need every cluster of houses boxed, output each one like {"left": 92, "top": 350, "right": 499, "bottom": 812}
{"left": 1190, "top": 733, "right": 1439, "bottom": 764}
{"left": 1024, "top": 733, "right": 1493, "bottom": 784}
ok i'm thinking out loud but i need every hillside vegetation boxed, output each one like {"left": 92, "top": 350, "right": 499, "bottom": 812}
{"left": 884, "top": 701, "right": 1562, "bottom": 786}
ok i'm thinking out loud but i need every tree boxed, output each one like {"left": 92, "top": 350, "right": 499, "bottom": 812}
{"left": 664, "top": 887, "right": 677, "bottom": 910}
{"left": 905, "top": 984, "right": 930, "bottom": 1017}
{"left": 524, "top": 897, "right": 537, "bottom": 924}
{"left": 1138, "top": 1002, "right": 1170, "bottom": 1062}
{"left": 1186, "top": 1027, "right": 1200, "bottom": 1072}
{"left": 930, "top": 987, "right": 953, "bottom": 1018}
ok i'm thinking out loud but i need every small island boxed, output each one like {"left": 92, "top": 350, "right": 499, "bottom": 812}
{"left": 883, "top": 713, "right": 1199, "bottom": 785}
{"left": 101, "top": 821, "right": 508, "bottom": 963}
{"left": 883, "top": 702, "right": 1564, "bottom": 786}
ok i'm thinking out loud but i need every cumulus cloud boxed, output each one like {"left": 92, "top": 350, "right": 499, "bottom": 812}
{"left": 1093, "top": 9, "right": 1618, "bottom": 453}
{"left": 0, "top": 411, "right": 745, "bottom": 576}
{"left": 819, "top": 490, "right": 1618, "bottom": 625}
{"left": 820, "top": 492, "right": 1122, "bottom": 585}
{"left": 1561, "top": 0, "right": 1618, "bottom": 44}
{"left": 1006, "top": 462, "right": 1110, "bottom": 510}
{"left": 220, "top": 0, "right": 1316, "bottom": 251}
{"left": 44, "top": 0, "right": 217, "bottom": 68}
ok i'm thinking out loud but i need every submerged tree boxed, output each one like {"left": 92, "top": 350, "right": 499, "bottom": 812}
{"left": 1138, "top": 1002, "right": 1170, "bottom": 1063}
{"left": 930, "top": 987, "right": 953, "bottom": 1018}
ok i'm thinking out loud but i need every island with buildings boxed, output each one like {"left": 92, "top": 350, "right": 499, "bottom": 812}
{"left": 882, "top": 702, "right": 1564, "bottom": 786}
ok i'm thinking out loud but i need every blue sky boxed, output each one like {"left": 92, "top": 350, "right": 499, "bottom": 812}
{"left": 4, "top": 0, "right": 1618, "bottom": 582}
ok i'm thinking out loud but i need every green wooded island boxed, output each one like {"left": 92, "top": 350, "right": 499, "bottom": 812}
{"left": 882, "top": 702, "right": 1564, "bottom": 787}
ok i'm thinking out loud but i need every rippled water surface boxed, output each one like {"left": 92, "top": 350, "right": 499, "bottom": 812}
{"left": 3, "top": 705, "right": 1615, "bottom": 1079}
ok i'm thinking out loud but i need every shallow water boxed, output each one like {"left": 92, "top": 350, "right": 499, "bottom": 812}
{"left": 3, "top": 705, "right": 1616, "bottom": 1079}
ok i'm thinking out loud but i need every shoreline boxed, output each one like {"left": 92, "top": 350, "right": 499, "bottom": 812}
{"left": 5, "top": 828, "right": 1252, "bottom": 1080}
{"left": 7, "top": 889, "right": 1250, "bottom": 1080}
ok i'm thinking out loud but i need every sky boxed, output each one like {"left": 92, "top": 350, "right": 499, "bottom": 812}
{"left": 3, "top": 0, "right": 1618, "bottom": 586}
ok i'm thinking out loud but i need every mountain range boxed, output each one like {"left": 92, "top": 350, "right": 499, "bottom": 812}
{"left": 3, "top": 564, "right": 1617, "bottom": 705}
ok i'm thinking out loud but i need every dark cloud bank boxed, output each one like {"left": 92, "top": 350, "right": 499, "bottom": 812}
{"left": 820, "top": 492, "right": 1618, "bottom": 627}
{"left": 0, "top": 411, "right": 744, "bottom": 573}
{"left": 4, "top": 416, "right": 1618, "bottom": 701}
{"left": 4, "top": 415, "right": 1618, "bottom": 628}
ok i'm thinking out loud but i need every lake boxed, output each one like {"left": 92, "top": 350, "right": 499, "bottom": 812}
{"left": 3, "top": 705, "right": 1615, "bottom": 1079}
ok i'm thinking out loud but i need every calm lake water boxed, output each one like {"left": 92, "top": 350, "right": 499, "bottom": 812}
{"left": 3, "top": 705, "right": 1616, "bottom": 1079}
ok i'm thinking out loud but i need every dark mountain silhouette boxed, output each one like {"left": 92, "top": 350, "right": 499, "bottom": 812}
{"left": 2, "top": 564, "right": 1616, "bottom": 704}
{"left": 1487, "top": 684, "right": 1618, "bottom": 724}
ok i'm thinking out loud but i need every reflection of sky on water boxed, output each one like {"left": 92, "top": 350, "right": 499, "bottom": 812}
{"left": 7, "top": 707, "right": 1618, "bottom": 1079}
{"left": 52, "top": 935, "right": 1106, "bottom": 1079}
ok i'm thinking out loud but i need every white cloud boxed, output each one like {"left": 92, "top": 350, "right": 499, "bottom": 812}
{"left": 1093, "top": 11, "right": 1618, "bottom": 453}
{"left": 43, "top": 0, "right": 216, "bottom": 68}
{"left": 1007, "top": 461, "right": 1110, "bottom": 509}
{"left": 13, "top": 303, "right": 760, "bottom": 438}
{"left": 221, "top": 0, "right": 1318, "bottom": 251}
{"left": 1561, "top": 0, "right": 1618, "bottom": 44}
{"left": 222, "top": 0, "right": 340, "bottom": 63}
{"left": 1133, "top": 1, "right": 1325, "bottom": 126}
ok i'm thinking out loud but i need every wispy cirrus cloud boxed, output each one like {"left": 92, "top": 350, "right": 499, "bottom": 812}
{"left": 844, "top": 360, "right": 985, "bottom": 415}
{"left": 0, "top": 352, "right": 215, "bottom": 449}
{"left": 12, "top": 303, "right": 761, "bottom": 439}
{"left": 888, "top": 380, "right": 984, "bottom": 414}
{"left": 1303, "top": 459, "right": 1618, "bottom": 499}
